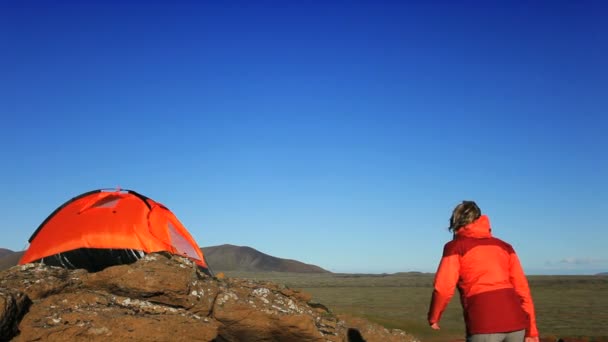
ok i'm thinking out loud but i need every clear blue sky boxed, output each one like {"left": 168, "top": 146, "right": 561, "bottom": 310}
{"left": 1, "top": 1, "right": 606, "bottom": 274}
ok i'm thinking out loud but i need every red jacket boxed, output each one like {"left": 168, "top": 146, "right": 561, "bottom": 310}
{"left": 428, "top": 215, "right": 538, "bottom": 337}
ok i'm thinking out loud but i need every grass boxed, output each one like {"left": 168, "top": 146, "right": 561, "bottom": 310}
{"left": 225, "top": 272, "right": 608, "bottom": 342}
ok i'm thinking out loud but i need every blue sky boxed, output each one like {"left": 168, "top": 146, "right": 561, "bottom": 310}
{"left": 1, "top": 1, "right": 606, "bottom": 274}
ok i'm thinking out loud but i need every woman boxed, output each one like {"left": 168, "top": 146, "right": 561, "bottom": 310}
{"left": 428, "top": 201, "right": 539, "bottom": 342}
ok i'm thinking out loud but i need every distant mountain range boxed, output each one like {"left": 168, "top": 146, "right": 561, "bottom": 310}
{"left": 597, "top": 272, "right": 608, "bottom": 276}
{"left": 0, "top": 245, "right": 329, "bottom": 273}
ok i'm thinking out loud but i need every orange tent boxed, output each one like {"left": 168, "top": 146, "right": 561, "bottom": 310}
{"left": 20, "top": 189, "right": 211, "bottom": 274}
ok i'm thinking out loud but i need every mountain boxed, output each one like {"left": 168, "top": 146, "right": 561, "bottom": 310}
{"left": 0, "top": 248, "right": 13, "bottom": 258}
{"left": 0, "top": 251, "right": 23, "bottom": 271}
{"left": 0, "top": 245, "right": 329, "bottom": 273}
{"left": 596, "top": 272, "right": 608, "bottom": 276}
{"left": 202, "top": 244, "right": 330, "bottom": 273}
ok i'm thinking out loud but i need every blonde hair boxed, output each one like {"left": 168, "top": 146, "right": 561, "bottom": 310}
{"left": 449, "top": 201, "right": 481, "bottom": 232}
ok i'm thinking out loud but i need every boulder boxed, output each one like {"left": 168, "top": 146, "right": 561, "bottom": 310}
{"left": 0, "top": 253, "right": 418, "bottom": 342}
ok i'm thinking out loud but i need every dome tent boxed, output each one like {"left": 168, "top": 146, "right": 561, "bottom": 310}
{"left": 19, "top": 189, "right": 212, "bottom": 275}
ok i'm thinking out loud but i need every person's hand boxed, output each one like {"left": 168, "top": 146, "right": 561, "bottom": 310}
{"left": 525, "top": 337, "right": 539, "bottom": 342}
{"left": 430, "top": 322, "right": 440, "bottom": 330}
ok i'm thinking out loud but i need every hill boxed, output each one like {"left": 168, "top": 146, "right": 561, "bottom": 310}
{"left": 0, "top": 251, "right": 23, "bottom": 271}
{"left": 597, "top": 272, "right": 608, "bottom": 276}
{"left": 0, "top": 248, "right": 13, "bottom": 258}
{"left": 202, "top": 244, "right": 330, "bottom": 273}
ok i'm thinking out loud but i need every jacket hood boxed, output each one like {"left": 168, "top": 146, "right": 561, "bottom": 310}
{"left": 455, "top": 215, "right": 492, "bottom": 238}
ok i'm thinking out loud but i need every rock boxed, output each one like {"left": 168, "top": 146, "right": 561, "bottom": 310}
{"left": 0, "top": 253, "right": 418, "bottom": 341}
{"left": 0, "top": 263, "right": 86, "bottom": 300}
{"left": 83, "top": 254, "right": 208, "bottom": 310}
{"left": 0, "top": 290, "right": 31, "bottom": 341}
{"left": 338, "top": 315, "right": 419, "bottom": 342}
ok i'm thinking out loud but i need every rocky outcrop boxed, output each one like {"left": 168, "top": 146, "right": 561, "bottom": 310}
{"left": 0, "top": 253, "right": 418, "bottom": 342}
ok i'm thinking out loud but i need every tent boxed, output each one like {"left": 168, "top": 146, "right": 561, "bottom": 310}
{"left": 19, "top": 189, "right": 212, "bottom": 275}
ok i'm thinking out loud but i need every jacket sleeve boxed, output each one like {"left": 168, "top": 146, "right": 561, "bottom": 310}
{"left": 509, "top": 252, "right": 539, "bottom": 337}
{"left": 428, "top": 242, "right": 460, "bottom": 325}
